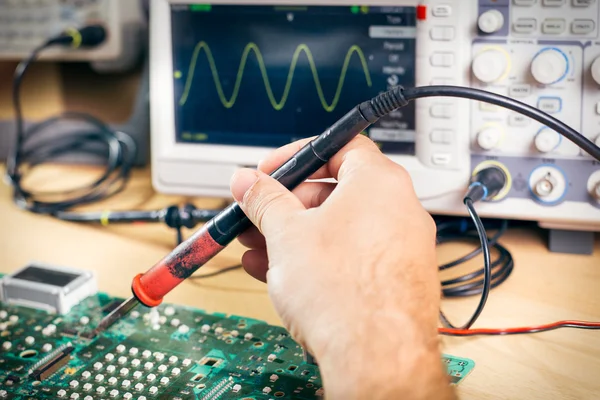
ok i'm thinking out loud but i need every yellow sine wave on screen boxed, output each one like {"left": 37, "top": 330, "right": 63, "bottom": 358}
{"left": 177, "top": 41, "right": 373, "bottom": 112}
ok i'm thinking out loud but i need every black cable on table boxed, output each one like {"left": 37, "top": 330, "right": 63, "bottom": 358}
{"left": 6, "top": 37, "right": 137, "bottom": 216}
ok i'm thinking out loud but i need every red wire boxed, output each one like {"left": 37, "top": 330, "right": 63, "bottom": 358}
{"left": 438, "top": 320, "right": 600, "bottom": 336}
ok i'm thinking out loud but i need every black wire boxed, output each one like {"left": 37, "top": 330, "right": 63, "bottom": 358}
{"left": 438, "top": 219, "right": 508, "bottom": 271}
{"left": 436, "top": 218, "right": 514, "bottom": 296}
{"left": 439, "top": 199, "right": 493, "bottom": 330}
{"left": 6, "top": 38, "right": 137, "bottom": 216}
{"left": 402, "top": 86, "right": 600, "bottom": 162}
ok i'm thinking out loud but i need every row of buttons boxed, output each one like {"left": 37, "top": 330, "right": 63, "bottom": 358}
{"left": 514, "top": 18, "right": 595, "bottom": 34}
{"left": 429, "top": 104, "right": 455, "bottom": 165}
{"left": 515, "top": 0, "right": 596, "bottom": 6}
{"left": 428, "top": 7, "right": 457, "bottom": 167}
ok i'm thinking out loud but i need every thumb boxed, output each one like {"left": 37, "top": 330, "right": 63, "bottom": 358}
{"left": 230, "top": 168, "right": 305, "bottom": 236}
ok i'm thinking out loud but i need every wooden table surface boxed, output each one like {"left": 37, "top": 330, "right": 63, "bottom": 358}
{"left": 1, "top": 164, "right": 599, "bottom": 399}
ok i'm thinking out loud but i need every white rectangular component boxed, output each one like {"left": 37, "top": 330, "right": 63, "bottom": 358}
{"left": 151, "top": 0, "right": 600, "bottom": 232}
{"left": 0, "top": 0, "right": 145, "bottom": 69}
{"left": 0, "top": 263, "right": 97, "bottom": 314}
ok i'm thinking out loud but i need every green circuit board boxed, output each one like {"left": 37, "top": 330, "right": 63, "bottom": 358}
{"left": 0, "top": 288, "right": 475, "bottom": 399}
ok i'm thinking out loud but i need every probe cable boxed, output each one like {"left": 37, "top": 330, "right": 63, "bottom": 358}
{"left": 438, "top": 197, "right": 492, "bottom": 330}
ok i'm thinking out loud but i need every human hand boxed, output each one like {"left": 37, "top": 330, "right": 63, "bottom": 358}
{"left": 231, "top": 135, "right": 454, "bottom": 399}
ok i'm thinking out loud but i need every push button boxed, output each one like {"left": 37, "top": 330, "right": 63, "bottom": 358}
{"left": 430, "top": 130, "right": 453, "bottom": 144}
{"left": 514, "top": 0, "right": 537, "bottom": 5}
{"left": 537, "top": 97, "right": 562, "bottom": 113}
{"left": 542, "top": 19, "right": 566, "bottom": 34}
{"left": 513, "top": 18, "right": 537, "bottom": 33}
{"left": 509, "top": 84, "right": 532, "bottom": 97}
{"left": 430, "top": 104, "right": 454, "bottom": 118}
{"left": 509, "top": 113, "right": 531, "bottom": 126}
{"left": 432, "top": 5, "right": 452, "bottom": 17}
{"left": 430, "top": 78, "right": 455, "bottom": 85}
{"left": 430, "top": 26, "right": 455, "bottom": 41}
{"left": 573, "top": 0, "right": 595, "bottom": 6}
{"left": 572, "top": 20, "right": 595, "bottom": 34}
{"left": 543, "top": 0, "right": 566, "bottom": 5}
{"left": 431, "top": 153, "right": 452, "bottom": 165}
{"left": 430, "top": 52, "right": 455, "bottom": 67}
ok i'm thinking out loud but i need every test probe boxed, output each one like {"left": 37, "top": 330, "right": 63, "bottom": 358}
{"left": 95, "top": 85, "right": 600, "bottom": 334}
{"left": 94, "top": 87, "right": 405, "bottom": 333}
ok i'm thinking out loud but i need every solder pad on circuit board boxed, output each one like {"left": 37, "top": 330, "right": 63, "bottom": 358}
{"left": 0, "top": 289, "right": 474, "bottom": 399}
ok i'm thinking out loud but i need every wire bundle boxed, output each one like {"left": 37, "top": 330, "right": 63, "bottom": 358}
{"left": 6, "top": 41, "right": 137, "bottom": 216}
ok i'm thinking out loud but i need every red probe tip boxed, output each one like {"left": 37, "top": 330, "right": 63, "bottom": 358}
{"left": 132, "top": 273, "right": 163, "bottom": 307}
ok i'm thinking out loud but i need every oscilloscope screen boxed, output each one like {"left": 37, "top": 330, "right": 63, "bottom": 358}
{"left": 171, "top": 4, "right": 417, "bottom": 155}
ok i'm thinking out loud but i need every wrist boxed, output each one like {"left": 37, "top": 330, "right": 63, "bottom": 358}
{"left": 312, "top": 310, "right": 455, "bottom": 400}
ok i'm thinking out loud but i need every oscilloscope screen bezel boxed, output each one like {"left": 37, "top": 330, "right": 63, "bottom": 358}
{"left": 150, "top": 0, "right": 468, "bottom": 200}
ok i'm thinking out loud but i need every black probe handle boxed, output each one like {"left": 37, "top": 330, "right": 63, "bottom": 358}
{"left": 133, "top": 90, "right": 402, "bottom": 306}
{"left": 207, "top": 105, "right": 373, "bottom": 246}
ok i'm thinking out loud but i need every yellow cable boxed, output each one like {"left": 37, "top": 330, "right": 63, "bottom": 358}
{"left": 178, "top": 42, "right": 372, "bottom": 112}
{"left": 65, "top": 27, "right": 82, "bottom": 49}
{"left": 100, "top": 210, "right": 110, "bottom": 227}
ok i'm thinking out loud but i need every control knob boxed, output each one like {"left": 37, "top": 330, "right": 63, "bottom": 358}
{"left": 593, "top": 183, "right": 600, "bottom": 202}
{"left": 476, "top": 126, "right": 503, "bottom": 150}
{"left": 587, "top": 171, "right": 600, "bottom": 203}
{"left": 591, "top": 57, "right": 600, "bottom": 86}
{"left": 531, "top": 48, "right": 569, "bottom": 85}
{"left": 472, "top": 48, "right": 510, "bottom": 83}
{"left": 534, "top": 128, "right": 561, "bottom": 153}
{"left": 478, "top": 10, "right": 504, "bottom": 34}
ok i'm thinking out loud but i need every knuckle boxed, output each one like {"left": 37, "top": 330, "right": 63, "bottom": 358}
{"left": 245, "top": 182, "right": 289, "bottom": 231}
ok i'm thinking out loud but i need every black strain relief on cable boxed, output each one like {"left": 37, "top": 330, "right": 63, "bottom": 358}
{"left": 180, "top": 204, "right": 198, "bottom": 229}
{"left": 163, "top": 206, "right": 181, "bottom": 229}
{"left": 468, "top": 166, "right": 508, "bottom": 203}
{"left": 464, "top": 184, "right": 487, "bottom": 204}
{"left": 77, "top": 25, "right": 107, "bottom": 47}
{"left": 359, "top": 86, "right": 409, "bottom": 122}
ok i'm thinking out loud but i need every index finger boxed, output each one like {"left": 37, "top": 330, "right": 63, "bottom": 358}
{"left": 258, "top": 134, "right": 382, "bottom": 181}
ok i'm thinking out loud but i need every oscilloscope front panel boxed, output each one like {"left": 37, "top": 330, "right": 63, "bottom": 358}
{"left": 150, "top": 0, "right": 600, "bottom": 231}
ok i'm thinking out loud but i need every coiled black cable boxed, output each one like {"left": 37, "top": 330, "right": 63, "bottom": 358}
{"left": 6, "top": 37, "right": 137, "bottom": 216}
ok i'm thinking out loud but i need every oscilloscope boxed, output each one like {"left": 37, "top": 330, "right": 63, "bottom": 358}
{"left": 150, "top": 0, "right": 600, "bottom": 236}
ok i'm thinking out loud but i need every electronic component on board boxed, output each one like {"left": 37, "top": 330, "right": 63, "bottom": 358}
{"left": 29, "top": 343, "right": 75, "bottom": 381}
{"left": 0, "top": 263, "right": 97, "bottom": 314}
